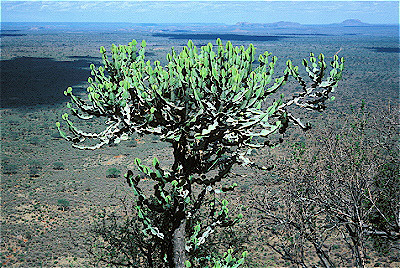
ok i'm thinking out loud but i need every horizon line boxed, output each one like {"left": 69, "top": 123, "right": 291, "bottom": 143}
{"left": 2, "top": 21, "right": 400, "bottom": 26}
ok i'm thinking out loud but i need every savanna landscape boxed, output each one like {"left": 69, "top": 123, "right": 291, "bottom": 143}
{"left": 1, "top": 20, "right": 399, "bottom": 267}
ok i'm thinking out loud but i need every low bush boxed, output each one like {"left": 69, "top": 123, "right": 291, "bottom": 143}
{"left": 106, "top": 167, "right": 121, "bottom": 178}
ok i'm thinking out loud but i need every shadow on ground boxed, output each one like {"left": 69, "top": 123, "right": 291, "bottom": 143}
{"left": 1, "top": 57, "right": 97, "bottom": 108}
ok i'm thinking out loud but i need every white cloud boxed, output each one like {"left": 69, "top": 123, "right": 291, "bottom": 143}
{"left": 2, "top": 0, "right": 398, "bottom": 24}
{"left": 2, "top": 1, "right": 35, "bottom": 11}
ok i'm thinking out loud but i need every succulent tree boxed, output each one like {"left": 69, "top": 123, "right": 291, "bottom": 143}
{"left": 57, "top": 38, "right": 344, "bottom": 267}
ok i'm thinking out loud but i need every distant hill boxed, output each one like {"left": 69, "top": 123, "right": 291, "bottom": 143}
{"left": 338, "top": 19, "right": 371, "bottom": 27}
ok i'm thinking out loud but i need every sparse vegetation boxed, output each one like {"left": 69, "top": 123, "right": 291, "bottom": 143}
{"left": 252, "top": 104, "right": 399, "bottom": 267}
{"left": 1, "top": 22, "right": 398, "bottom": 268}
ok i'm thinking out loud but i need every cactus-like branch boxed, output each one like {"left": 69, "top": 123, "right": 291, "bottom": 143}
{"left": 58, "top": 39, "right": 344, "bottom": 266}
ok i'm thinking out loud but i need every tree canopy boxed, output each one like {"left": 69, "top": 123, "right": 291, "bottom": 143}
{"left": 57, "top": 38, "right": 344, "bottom": 267}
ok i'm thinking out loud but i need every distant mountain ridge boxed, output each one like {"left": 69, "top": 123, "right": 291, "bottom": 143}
{"left": 3, "top": 20, "right": 396, "bottom": 38}
{"left": 235, "top": 19, "right": 372, "bottom": 28}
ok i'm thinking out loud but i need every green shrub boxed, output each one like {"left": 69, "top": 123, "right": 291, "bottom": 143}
{"left": 2, "top": 162, "right": 18, "bottom": 174}
{"left": 127, "top": 138, "right": 138, "bottom": 147}
{"left": 57, "top": 199, "right": 70, "bottom": 211}
{"left": 28, "top": 136, "right": 41, "bottom": 145}
{"left": 106, "top": 167, "right": 121, "bottom": 178}
{"left": 51, "top": 131, "right": 62, "bottom": 139}
{"left": 28, "top": 160, "right": 42, "bottom": 177}
{"left": 29, "top": 166, "right": 41, "bottom": 177}
{"left": 53, "top": 162, "right": 64, "bottom": 170}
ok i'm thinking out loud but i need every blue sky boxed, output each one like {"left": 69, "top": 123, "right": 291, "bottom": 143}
{"left": 1, "top": 1, "right": 399, "bottom": 25}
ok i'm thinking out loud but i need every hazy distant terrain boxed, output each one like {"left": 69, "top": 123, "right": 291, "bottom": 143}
{"left": 1, "top": 21, "right": 398, "bottom": 108}
{"left": 0, "top": 21, "right": 399, "bottom": 267}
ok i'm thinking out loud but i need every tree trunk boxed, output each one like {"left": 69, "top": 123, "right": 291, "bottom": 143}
{"left": 173, "top": 219, "right": 186, "bottom": 268}
{"left": 315, "top": 246, "right": 334, "bottom": 268}
{"left": 351, "top": 237, "right": 364, "bottom": 268}
{"left": 345, "top": 224, "right": 364, "bottom": 268}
